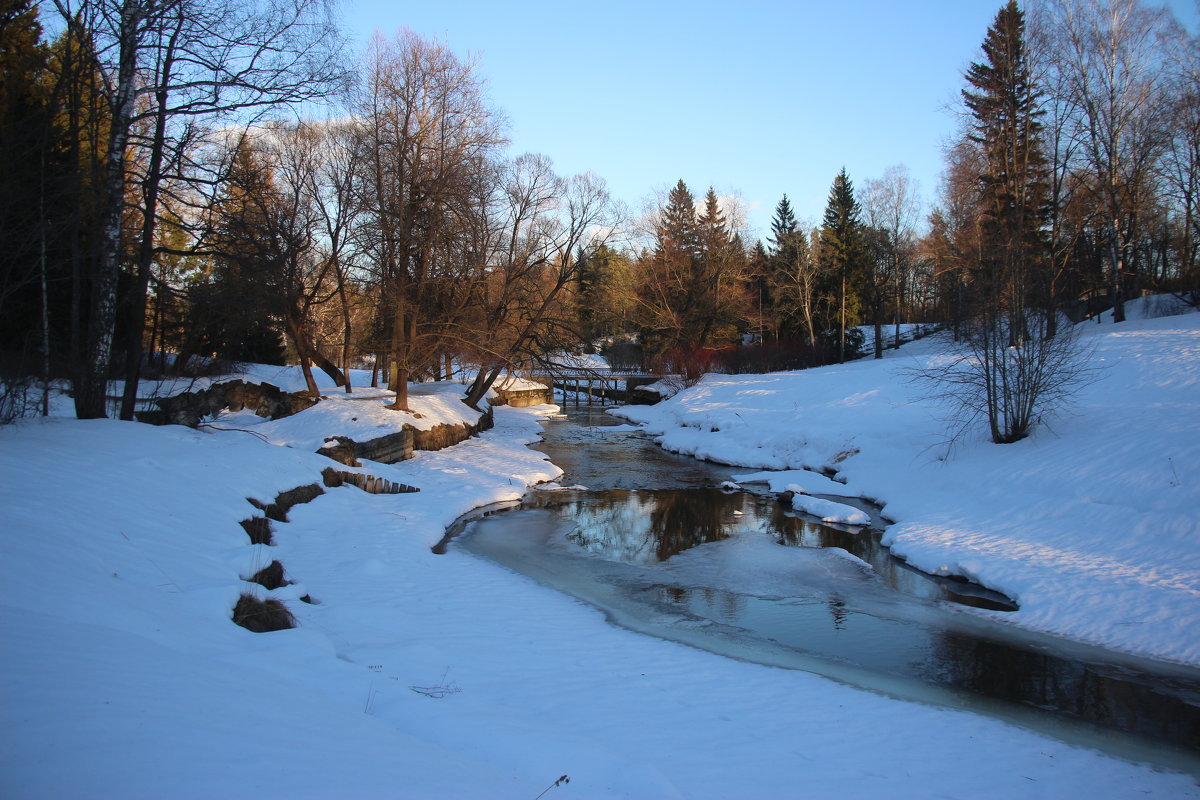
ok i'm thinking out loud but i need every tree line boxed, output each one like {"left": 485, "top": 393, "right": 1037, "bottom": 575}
{"left": 1, "top": 7, "right": 619, "bottom": 418}
{"left": 0, "top": 0, "right": 1196, "bottom": 427}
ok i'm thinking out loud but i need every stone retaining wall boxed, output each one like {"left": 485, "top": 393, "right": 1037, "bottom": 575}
{"left": 492, "top": 386, "right": 554, "bottom": 407}
{"left": 137, "top": 380, "right": 317, "bottom": 427}
{"left": 320, "top": 404, "right": 494, "bottom": 466}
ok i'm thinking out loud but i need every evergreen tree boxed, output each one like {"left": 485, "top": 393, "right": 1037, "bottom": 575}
{"left": 0, "top": 0, "right": 52, "bottom": 355}
{"left": 695, "top": 187, "right": 743, "bottom": 346}
{"left": 656, "top": 179, "right": 701, "bottom": 265}
{"left": 818, "top": 169, "right": 867, "bottom": 361}
{"left": 770, "top": 224, "right": 819, "bottom": 348}
{"left": 576, "top": 244, "right": 634, "bottom": 342}
{"left": 766, "top": 193, "right": 820, "bottom": 344}
{"left": 639, "top": 180, "right": 700, "bottom": 354}
{"left": 768, "top": 194, "right": 797, "bottom": 252}
{"left": 747, "top": 239, "right": 770, "bottom": 341}
{"left": 962, "top": 0, "right": 1048, "bottom": 336}
{"left": 952, "top": 0, "right": 1076, "bottom": 445}
{"left": 188, "top": 138, "right": 287, "bottom": 366}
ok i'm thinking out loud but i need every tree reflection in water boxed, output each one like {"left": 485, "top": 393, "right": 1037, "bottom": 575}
{"left": 529, "top": 488, "right": 744, "bottom": 564}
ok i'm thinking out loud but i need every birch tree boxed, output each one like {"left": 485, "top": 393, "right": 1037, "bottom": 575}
{"left": 49, "top": 0, "right": 345, "bottom": 418}
{"left": 1041, "top": 0, "right": 1171, "bottom": 323}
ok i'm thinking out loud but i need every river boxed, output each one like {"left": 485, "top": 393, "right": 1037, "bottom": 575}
{"left": 446, "top": 406, "right": 1200, "bottom": 771}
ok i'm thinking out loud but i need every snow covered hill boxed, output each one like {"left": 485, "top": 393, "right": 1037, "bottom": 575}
{"left": 617, "top": 297, "right": 1200, "bottom": 666}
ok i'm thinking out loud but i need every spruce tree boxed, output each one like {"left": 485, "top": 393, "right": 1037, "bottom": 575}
{"left": 646, "top": 180, "right": 700, "bottom": 350}
{"left": 768, "top": 194, "right": 797, "bottom": 253}
{"left": 0, "top": 0, "right": 52, "bottom": 372}
{"left": 962, "top": 0, "right": 1048, "bottom": 337}
{"left": 766, "top": 194, "right": 815, "bottom": 343}
{"left": 955, "top": 0, "right": 1073, "bottom": 445}
{"left": 695, "top": 187, "right": 736, "bottom": 346}
{"left": 656, "top": 179, "right": 700, "bottom": 263}
{"left": 190, "top": 138, "right": 287, "bottom": 366}
{"left": 818, "top": 169, "right": 867, "bottom": 362}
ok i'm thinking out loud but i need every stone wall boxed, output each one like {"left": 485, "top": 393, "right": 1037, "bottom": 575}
{"left": 320, "top": 405, "right": 494, "bottom": 466}
{"left": 491, "top": 386, "right": 554, "bottom": 407}
{"left": 137, "top": 380, "right": 317, "bottom": 427}
{"left": 411, "top": 404, "right": 494, "bottom": 451}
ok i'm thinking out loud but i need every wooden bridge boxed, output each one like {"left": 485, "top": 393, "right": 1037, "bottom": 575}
{"left": 529, "top": 368, "right": 661, "bottom": 406}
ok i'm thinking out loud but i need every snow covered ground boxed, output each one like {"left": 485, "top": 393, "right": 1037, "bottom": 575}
{"left": 2, "top": 300, "right": 1199, "bottom": 797}
{"left": 617, "top": 297, "right": 1200, "bottom": 667}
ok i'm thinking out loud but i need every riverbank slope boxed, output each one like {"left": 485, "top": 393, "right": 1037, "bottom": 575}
{"left": 616, "top": 296, "right": 1200, "bottom": 667}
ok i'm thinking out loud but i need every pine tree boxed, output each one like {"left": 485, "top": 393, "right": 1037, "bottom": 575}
{"left": 748, "top": 239, "right": 770, "bottom": 341}
{"left": 640, "top": 180, "right": 700, "bottom": 353}
{"left": 576, "top": 244, "right": 634, "bottom": 342}
{"left": 818, "top": 169, "right": 867, "bottom": 361}
{"left": 656, "top": 179, "right": 701, "bottom": 265}
{"left": 766, "top": 194, "right": 819, "bottom": 344}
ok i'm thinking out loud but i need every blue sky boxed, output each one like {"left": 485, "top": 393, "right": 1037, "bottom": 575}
{"left": 338, "top": 0, "right": 1198, "bottom": 242}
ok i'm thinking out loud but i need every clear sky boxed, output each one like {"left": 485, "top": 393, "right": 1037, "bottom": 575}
{"left": 337, "top": 0, "right": 1198, "bottom": 242}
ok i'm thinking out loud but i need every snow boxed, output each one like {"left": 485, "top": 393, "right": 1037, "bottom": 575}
{"left": 733, "top": 467, "right": 857, "bottom": 496}
{"left": 238, "top": 381, "right": 488, "bottom": 453}
{"left": 785, "top": 490, "right": 872, "bottom": 525}
{"left": 615, "top": 297, "right": 1200, "bottom": 667}
{"left": 495, "top": 374, "right": 551, "bottom": 392}
{"left": 2, "top": 300, "right": 1199, "bottom": 797}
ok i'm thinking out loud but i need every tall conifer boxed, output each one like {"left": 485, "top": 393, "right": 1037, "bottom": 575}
{"left": 962, "top": 0, "right": 1048, "bottom": 337}
{"left": 819, "top": 169, "right": 867, "bottom": 361}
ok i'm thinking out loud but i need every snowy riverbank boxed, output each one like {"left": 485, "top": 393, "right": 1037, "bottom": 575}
{"left": 2, "top": 322, "right": 1198, "bottom": 797}
{"left": 616, "top": 297, "right": 1200, "bottom": 667}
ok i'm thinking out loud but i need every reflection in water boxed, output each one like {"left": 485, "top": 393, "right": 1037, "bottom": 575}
{"left": 547, "top": 490, "right": 742, "bottom": 563}
{"left": 528, "top": 488, "right": 1014, "bottom": 610}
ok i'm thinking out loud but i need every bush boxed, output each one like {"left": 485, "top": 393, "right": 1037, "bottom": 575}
{"left": 914, "top": 315, "right": 1095, "bottom": 445}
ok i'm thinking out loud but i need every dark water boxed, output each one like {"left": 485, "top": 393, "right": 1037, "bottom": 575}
{"left": 453, "top": 408, "right": 1200, "bottom": 768}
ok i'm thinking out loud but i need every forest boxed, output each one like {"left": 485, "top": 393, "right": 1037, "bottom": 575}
{"left": 1, "top": 0, "right": 1196, "bottom": 427}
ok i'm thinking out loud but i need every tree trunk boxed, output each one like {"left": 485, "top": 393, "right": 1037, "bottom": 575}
{"left": 336, "top": 265, "right": 352, "bottom": 393}
{"left": 74, "top": 2, "right": 141, "bottom": 419}
{"left": 463, "top": 366, "right": 501, "bottom": 410}
{"left": 386, "top": 366, "right": 410, "bottom": 411}
{"left": 309, "top": 346, "right": 346, "bottom": 388}
{"left": 119, "top": 83, "right": 172, "bottom": 420}
{"left": 285, "top": 315, "right": 321, "bottom": 395}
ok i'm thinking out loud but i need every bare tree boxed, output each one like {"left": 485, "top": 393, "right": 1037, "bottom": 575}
{"left": 255, "top": 121, "right": 354, "bottom": 395}
{"left": 914, "top": 321, "right": 1094, "bottom": 447}
{"left": 767, "top": 225, "right": 821, "bottom": 349}
{"left": 353, "top": 29, "right": 505, "bottom": 411}
{"left": 862, "top": 164, "right": 922, "bottom": 356}
{"left": 1040, "top": 0, "right": 1172, "bottom": 323}
{"left": 462, "top": 160, "right": 619, "bottom": 409}
{"left": 1160, "top": 19, "right": 1200, "bottom": 302}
